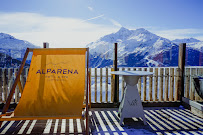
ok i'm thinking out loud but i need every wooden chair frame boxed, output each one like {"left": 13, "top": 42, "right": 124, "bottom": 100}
{"left": 0, "top": 48, "right": 90, "bottom": 134}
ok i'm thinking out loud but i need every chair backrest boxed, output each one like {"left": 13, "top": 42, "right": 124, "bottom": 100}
{"left": 14, "top": 48, "right": 87, "bottom": 118}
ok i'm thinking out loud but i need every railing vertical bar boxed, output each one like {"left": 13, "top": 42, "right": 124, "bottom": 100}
{"left": 138, "top": 68, "right": 142, "bottom": 98}
{"left": 8, "top": 68, "right": 14, "bottom": 102}
{"left": 121, "top": 68, "right": 125, "bottom": 97}
{"left": 95, "top": 68, "right": 97, "bottom": 103}
{"left": 149, "top": 68, "right": 153, "bottom": 101}
{"left": 190, "top": 68, "right": 195, "bottom": 100}
{"left": 174, "top": 68, "right": 179, "bottom": 101}
{"left": 164, "top": 68, "right": 169, "bottom": 101}
{"left": 169, "top": 68, "right": 174, "bottom": 101}
{"left": 159, "top": 68, "right": 164, "bottom": 101}
{"left": 105, "top": 68, "right": 108, "bottom": 102}
{"left": 195, "top": 68, "right": 201, "bottom": 101}
{"left": 200, "top": 68, "right": 203, "bottom": 101}
{"left": 143, "top": 68, "right": 147, "bottom": 101}
{"left": 89, "top": 68, "right": 92, "bottom": 104}
{"left": 21, "top": 68, "right": 25, "bottom": 89}
{"left": 111, "top": 68, "right": 114, "bottom": 103}
{"left": 154, "top": 68, "right": 158, "bottom": 101}
{"left": 185, "top": 68, "right": 190, "bottom": 98}
{"left": 100, "top": 68, "right": 103, "bottom": 103}
{"left": 14, "top": 68, "right": 20, "bottom": 103}
{"left": 0, "top": 68, "right": 3, "bottom": 102}
{"left": 194, "top": 68, "right": 199, "bottom": 101}
{"left": 3, "top": 68, "right": 7, "bottom": 102}
{"left": 25, "top": 68, "right": 29, "bottom": 81}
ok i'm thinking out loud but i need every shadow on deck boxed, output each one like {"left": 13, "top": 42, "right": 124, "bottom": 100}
{"left": 0, "top": 107, "right": 202, "bottom": 135}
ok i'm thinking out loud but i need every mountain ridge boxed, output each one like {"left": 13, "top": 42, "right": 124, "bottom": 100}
{"left": 87, "top": 27, "right": 202, "bottom": 67}
{"left": 0, "top": 32, "right": 40, "bottom": 60}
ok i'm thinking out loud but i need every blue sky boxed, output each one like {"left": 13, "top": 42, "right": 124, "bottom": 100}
{"left": 0, "top": 0, "right": 202, "bottom": 48}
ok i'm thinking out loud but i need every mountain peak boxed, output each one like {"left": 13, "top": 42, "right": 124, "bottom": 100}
{"left": 116, "top": 27, "right": 131, "bottom": 35}
{"left": 134, "top": 28, "right": 151, "bottom": 34}
{"left": 118, "top": 27, "right": 129, "bottom": 32}
{"left": 0, "top": 33, "right": 15, "bottom": 39}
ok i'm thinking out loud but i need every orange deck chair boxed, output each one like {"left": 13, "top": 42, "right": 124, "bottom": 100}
{"left": 0, "top": 48, "right": 91, "bottom": 134}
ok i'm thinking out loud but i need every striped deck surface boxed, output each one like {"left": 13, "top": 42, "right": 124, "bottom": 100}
{"left": 0, "top": 107, "right": 202, "bottom": 135}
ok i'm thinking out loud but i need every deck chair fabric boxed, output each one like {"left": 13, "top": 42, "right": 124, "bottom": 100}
{"left": 0, "top": 48, "right": 89, "bottom": 121}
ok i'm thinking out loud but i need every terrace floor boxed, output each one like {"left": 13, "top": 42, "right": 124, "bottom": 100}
{"left": 0, "top": 107, "right": 203, "bottom": 135}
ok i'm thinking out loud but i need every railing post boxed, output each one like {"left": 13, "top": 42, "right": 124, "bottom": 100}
{"left": 43, "top": 42, "right": 49, "bottom": 48}
{"left": 178, "top": 43, "right": 186, "bottom": 102}
{"left": 113, "top": 43, "right": 119, "bottom": 105}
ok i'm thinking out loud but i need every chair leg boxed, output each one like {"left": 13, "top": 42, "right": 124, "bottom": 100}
{"left": 0, "top": 121, "right": 3, "bottom": 128}
{"left": 86, "top": 116, "right": 89, "bottom": 135}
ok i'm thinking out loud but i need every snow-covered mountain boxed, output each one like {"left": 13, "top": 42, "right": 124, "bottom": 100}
{"left": 172, "top": 38, "right": 201, "bottom": 44}
{"left": 172, "top": 38, "right": 203, "bottom": 52}
{"left": 0, "top": 33, "right": 40, "bottom": 60}
{"left": 87, "top": 27, "right": 203, "bottom": 67}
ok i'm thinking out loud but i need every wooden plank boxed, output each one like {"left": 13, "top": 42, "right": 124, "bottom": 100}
{"left": 21, "top": 68, "right": 25, "bottom": 88}
{"left": 89, "top": 68, "right": 92, "bottom": 104}
{"left": 149, "top": 68, "right": 153, "bottom": 101}
{"left": 116, "top": 68, "right": 119, "bottom": 103}
{"left": 25, "top": 68, "right": 29, "bottom": 81}
{"left": 174, "top": 68, "right": 179, "bottom": 101}
{"left": 154, "top": 68, "right": 158, "bottom": 101}
{"left": 113, "top": 43, "right": 118, "bottom": 104}
{"left": 143, "top": 68, "right": 147, "bottom": 101}
{"left": 100, "top": 68, "right": 103, "bottom": 103}
{"left": 190, "top": 68, "right": 196, "bottom": 100}
{"left": 2, "top": 68, "right": 7, "bottom": 102}
{"left": 105, "top": 68, "right": 108, "bottom": 102}
{"left": 169, "top": 68, "right": 174, "bottom": 101}
{"left": 193, "top": 68, "right": 199, "bottom": 101}
{"left": 121, "top": 68, "right": 125, "bottom": 97}
{"left": 111, "top": 68, "right": 114, "bottom": 103}
{"left": 0, "top": 68, "right": 3, "bottom": 102}
{"left": 199, "top": 68, "right": 203, "bottom": 101}
{"left": 14, "top": 68, "right": 20, "bottom": 103}
{"left": 7, "top": 68, "right": 14, "bottom": 102}
{"left": 196, "top": 68, "right": 201, "bottom": 101}
{"left": 95, "top": 68, "right": 97, "bottom": 103}
{"left": 138, "top": 68, "right": 142, "bottom": 97}
{"left": 178, "top": 43, "right": 186, "bottom": 101}
{"left": 185, "top": 68, "right": 190, "bottom": 98}
{"left": 159, "top": 68, "right": 164, "bottom": 101}
{"left": 164, "top": 68, "right": 169, "bottom": 101}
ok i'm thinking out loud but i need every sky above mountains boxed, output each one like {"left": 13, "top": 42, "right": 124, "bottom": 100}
{"left": 0, "top": 0, "right": 202, "bottom": 48}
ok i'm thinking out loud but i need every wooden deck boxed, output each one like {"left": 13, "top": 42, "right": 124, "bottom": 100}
{"left": 0, "top": 107, "right": 202, "bottom": 135}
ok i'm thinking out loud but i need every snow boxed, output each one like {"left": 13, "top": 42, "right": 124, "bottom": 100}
{"left": 87, "top": 27, "right": 176, "bottom": 67}
{"left": 0, "top": 33, "right": 15, "bottom": 39}
{"left": 172, "top": 38, "right": 201, "bottom": 44}
{"left": 87, "top": 27, "right": 203, "bottom": 67}
{"left": 0, "top": 32, "right": 40, "bottom": 60}
{"left": 187, "top": 41, "right": 203, "bottom": 52}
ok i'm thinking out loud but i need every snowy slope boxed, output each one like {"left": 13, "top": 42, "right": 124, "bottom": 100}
{"left": 87, "top": 28, "right": 203, "bottom": 67}
{"left": 0, "top": 33, "right": 40, "bottom": 59}
{"left": 172, "top": 38, "right": 201, "bottom": 44}
{"left": 172, "top": 38, "right": 203, "bottom": 52}
{"left": 87, "top": 27, "right": 177, "bottom": 67}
